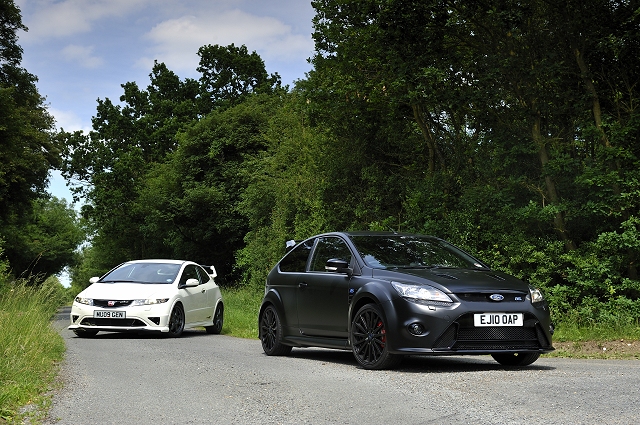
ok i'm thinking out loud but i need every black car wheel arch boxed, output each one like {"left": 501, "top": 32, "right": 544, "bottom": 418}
{"left": 351, "top": 303, "right": 402, "bottom": 370}
{"left": 259, "top": 304, "right": 292, "bottom": 356}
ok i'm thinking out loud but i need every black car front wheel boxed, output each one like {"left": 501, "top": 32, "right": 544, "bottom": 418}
{"left": 167, "top": 304, "right": 185, "bottom": 337}
{"left": 260, "top": 305, "right": 292, "bottom": 356}
{"left": 205, "top": 303, "right": 224, "bottom": 334}
{"left": 351, "top": 304, "right": 401, "bottom": 370}
{"left": 491, "top": 352, "right": 540, "bottom": 367}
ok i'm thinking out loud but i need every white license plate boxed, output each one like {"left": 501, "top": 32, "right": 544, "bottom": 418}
{"left": 474, "top": 313, "right": 523, "bottom": 327}
{"left": 94, "top": 310, "right": 126, "bottom": 319}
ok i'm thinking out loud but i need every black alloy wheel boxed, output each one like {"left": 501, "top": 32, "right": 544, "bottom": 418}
{"left": 73, "top": 328, "right": 99, "bottom": 338}
{"left": 351, "top": 304, "right": 401, "bottom": 370}
{"left": 167, "top": 304, "right": 185, "bottom": 337}
{"left": 260, "top": 305, "right": 292, "bottom": 356}
{"left": 491, "top": 352, "right": 540, "bottom": 367}
{"left": 205, "top": 303, "right": 224, "bottom": 334}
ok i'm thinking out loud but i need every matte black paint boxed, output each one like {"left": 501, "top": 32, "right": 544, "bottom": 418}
{"left": 259, "top": 232, "right": 554, "bottom": 362}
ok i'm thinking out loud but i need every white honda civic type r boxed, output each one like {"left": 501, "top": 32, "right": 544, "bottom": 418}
{"left": 69, "top": 259, "right": 223, "bottom": 338}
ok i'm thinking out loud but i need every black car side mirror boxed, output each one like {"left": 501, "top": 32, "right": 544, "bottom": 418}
{"left": 325, "top": 258, "right": 352, "bottom": 276}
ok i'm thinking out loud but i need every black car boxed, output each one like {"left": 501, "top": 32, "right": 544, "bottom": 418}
{"left": 259, "top": 232, "right": 554, "bottom": 370}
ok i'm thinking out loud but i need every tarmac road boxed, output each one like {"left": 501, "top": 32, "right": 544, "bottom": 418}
{"left": 45, "top": 307, "right": 640, "bottom": 425}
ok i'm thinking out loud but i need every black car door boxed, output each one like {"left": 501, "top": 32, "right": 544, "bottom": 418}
{"left": 274, "top": 238, "right": 315, "bottom": 335}
{"left": 296, "top": 236, "right": 353, "bottom": 338}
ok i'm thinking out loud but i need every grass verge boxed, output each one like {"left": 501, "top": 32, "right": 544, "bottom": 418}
{"left": 0, "top": 279, "right": 66, "bottom": 424}
{"left": 219, "top": 286, "right": 263, "bottom": 339}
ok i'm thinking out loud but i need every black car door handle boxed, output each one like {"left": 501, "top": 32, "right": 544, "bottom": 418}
{"left": 298, "top": 282, "right": 308, "bottom": 289}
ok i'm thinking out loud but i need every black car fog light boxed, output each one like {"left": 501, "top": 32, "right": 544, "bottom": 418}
{"left": 408, "top": 323, "right": 425, "bottom": 336}
{"left": 72, "top": 315, "right": 79, "bottom": 323}
{"left": 149, "top": 317, "right": 160, "bottom": 325}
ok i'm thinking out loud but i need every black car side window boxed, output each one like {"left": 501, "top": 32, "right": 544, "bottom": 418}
{"left": 309, "top": 237, "right": 352, "bottom": 272}
{"left": 279, "top": 239, "right": 315, "bottom": 272}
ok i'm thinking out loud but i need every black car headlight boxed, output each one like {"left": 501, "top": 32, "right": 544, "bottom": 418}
{"left": 529, "top": 286, "right": 545, "bottom": 304}
{"left": 391, "top": 281, "right": 453, "bottom": 303}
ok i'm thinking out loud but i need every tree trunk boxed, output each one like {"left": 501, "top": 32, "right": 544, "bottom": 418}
{"left": 412, "top": 104, "right": 445, "bottom": 173}
{"left": 532, "top": 112, "right": 576, "bottom": 251}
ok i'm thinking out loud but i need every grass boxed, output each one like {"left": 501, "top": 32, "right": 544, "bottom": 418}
{"left": 0, "top": 279, "right": 67, "bottom": 424}
{"left": 551, "top": 319, "right": 640, "bottom": 342}
{"left": 219, "top": 286, "right": 263, "bottom": 339}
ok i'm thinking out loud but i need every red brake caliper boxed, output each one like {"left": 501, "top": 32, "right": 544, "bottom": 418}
{"left": 377, "top": 321, "right": 386, "bottom": 347}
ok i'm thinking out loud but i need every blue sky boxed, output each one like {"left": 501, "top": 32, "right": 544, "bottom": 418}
{"left": 15, "top": 0, "right": 317, "bottom": 205}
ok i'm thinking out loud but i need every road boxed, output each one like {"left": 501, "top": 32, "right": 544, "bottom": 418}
{"left": 46, "top": 308, "right": 640, "bottom": 425}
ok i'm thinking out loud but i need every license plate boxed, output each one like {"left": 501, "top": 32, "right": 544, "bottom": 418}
{"left": 474, "top": 313, "right": 523, "bottom": 327}
{"left": 94, "top": 310, "right": 126, "bottom": 319}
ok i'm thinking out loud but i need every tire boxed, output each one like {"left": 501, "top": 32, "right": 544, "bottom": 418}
{"left": 73, "top": 328, "right": 99, "bottom": 338}
{"left": 491, "top": 352, "right": 540, "bottom": 367}
{"left": 167, "top": 304, "right": 185, "bottom": 337}
{"left": 259, "top": 305, "right": 292, "bottom": 356}
{"left": 205, "top": 303, "right": 224, "bottom": 334}
{"left": 351, "top": 304, "right": 401, "bottom": 370}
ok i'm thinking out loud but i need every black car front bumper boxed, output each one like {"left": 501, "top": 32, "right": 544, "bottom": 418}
{"left": 379, "top": 296, "right": 555, "bottom": 356}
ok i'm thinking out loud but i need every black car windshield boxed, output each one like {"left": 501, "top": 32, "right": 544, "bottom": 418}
{"left": 349, "top": 235, "right": 486, "bottom": 270}
{"left": 100, "top": 263, "right": 181, "bottom": 284}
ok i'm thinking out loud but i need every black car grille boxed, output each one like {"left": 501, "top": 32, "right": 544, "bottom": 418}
{"left": 455, "top": 292, "right": 527, "bottom": 302}
{"left": 80, "top": 318, "right": 146, "bottom": 327}
{"left": 93, "top": 299, "right": 133, "bottom": 307}
{"left": 433, "top": 313, "right": 551, "bottom": 351}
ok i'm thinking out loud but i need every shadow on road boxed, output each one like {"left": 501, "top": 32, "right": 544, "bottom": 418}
{"left": 284, "top": 346, "right": 556, "bottom": 373}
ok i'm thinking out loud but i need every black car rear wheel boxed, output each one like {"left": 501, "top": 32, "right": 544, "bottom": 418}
{"left": 351, "top": 304, "right": 401, "bottom": 370}
{"left": 260, "top": 305, "right": 292, "bottom": 356}
{"left": 205, "top": 303, "right": 224, "bottom": 334}
{"left": 167, "top": 304, "right": 185, "bottom": 337}
{"left": 491, "top": 352, "right": 540, "bottom": 367}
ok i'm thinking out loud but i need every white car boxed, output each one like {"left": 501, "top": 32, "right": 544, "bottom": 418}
{"left": 69, "top": 259, "right": 223, "bottom": 338}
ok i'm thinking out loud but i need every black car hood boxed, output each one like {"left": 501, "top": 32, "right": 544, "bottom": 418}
{"left": 372, "top": 267, "right": 529, "bottom": 293}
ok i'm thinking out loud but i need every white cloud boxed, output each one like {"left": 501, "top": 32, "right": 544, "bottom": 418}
{"left": 61, "top": 44, "right": 104, "bottom": 69}
{"left": 48, "top": 107, "right": 92, "bottom": 133}
{"left": 17, "top": 0, "right": 148, "bottom": 41}
{"left": 137, "top": 9, "right": 314, "bottom": 75}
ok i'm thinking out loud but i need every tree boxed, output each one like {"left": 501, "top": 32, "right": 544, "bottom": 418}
{"left": 2, "top": 197, "right": 84, "bottom": 279}
{"left": 60, "top": 45, "right": 284, "bottom": 285}
{"left": 0, "top": 0, "right": 69, "bottom": 280}
{"left": 197, "top": 43, "right": 282, "bottom": 110}
{"left": 0, "top": 0, "right": 58, "bottom": 221}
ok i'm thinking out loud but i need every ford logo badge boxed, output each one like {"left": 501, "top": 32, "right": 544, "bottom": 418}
{"left": 489, "top": 294, "right": 504, "bottom": 301}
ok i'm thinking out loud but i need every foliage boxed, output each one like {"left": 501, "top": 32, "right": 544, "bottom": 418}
{"left": 0, "top": 0, "right": 58, "bottom": 216}
{"left": 219, "top": 287, "right": 263, "bottom": 339}
{"left": 56, "top": 1, "right": 640, "bottom": 324}
{"left": 0, "top": 271, "right": 66, "bottom": 423}
{"left": 1, "top": 197, "right": 85, "bottom": 280}
{"left": 0, "top": 0, "right": 79, "bottom": 282}
{"left": 60, "top": 45, "right": 284, "bottom": 287}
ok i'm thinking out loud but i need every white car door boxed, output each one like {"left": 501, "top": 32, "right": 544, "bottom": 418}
{"left": 178, "top": 265, "right": 207, "bottom": 323}
{"left": 196, "top": 266, "right": 218, "bottom": 323}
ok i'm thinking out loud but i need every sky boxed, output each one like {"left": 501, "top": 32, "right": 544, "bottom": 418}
{"left": 15, "top": 0, "right": 317, "bottom": 205}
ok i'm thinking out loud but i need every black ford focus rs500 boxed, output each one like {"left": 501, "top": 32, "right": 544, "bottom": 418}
{"left": 259, "top": 232, "right": 554, "bottom": 370}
